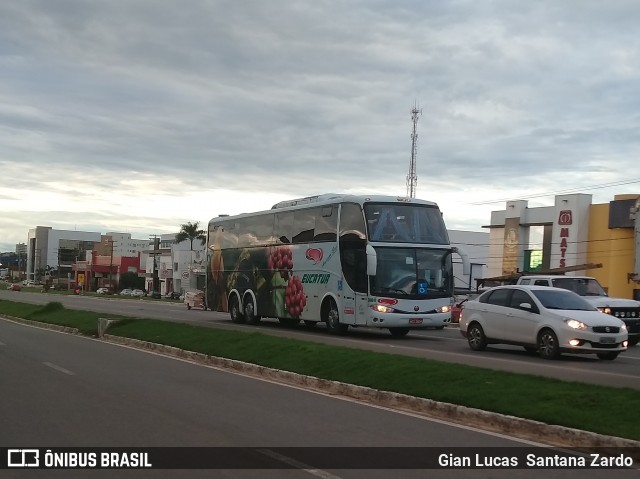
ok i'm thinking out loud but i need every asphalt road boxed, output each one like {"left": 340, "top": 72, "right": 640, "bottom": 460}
{"left": 1, "top": 289, "right": 639, "bottom": 391}
{"left": 1, "top": 319, "right": 637, "bottom": 479}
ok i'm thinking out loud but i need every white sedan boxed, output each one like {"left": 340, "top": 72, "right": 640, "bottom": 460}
{"left": 460, "top": 285, "right": 628, "bottom": 360}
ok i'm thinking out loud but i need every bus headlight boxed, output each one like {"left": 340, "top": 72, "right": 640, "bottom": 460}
{"left": 370, "top": 304, "right": 395, "bottom": 314}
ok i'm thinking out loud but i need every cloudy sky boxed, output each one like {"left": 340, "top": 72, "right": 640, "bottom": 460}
{"left": 1, "top": 0, "right": 639, "bottom": 252}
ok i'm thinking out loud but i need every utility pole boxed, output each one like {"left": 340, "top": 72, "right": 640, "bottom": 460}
{"left": 406, "top": 103, "right": 421, "bottom": 198}
{"left": 149, "top": 236, "right": 160, "bottom": 295}
{"left": 106, "top": 238, "right": 115, "bottom": 289}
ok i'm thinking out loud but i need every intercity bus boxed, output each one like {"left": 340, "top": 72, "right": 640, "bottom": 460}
{"left": 205, "top": 194, "right": 469, "bottom": 336}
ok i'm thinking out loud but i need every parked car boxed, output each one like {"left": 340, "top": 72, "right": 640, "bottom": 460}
{"left": 119, "top": 288, "right": 133, "bottom": 296}
{"left": 131, "top": 289, "right": 145, "bottom": 297}
{"left": 96, "top": 287, "right": 113, "bottom": 294}
{"left": 460, "top": 285, "right": 628, "bottom": 360}
{"left": 8, "top": 283, "right": 22, "bottom": 291}
{"left": 22, "top": 279, "right": 35, "bottom": 286}
{"left": 184, "top": 290, "right": 205, "bottom": 310}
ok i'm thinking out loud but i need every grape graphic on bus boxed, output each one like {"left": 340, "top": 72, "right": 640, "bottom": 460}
{"left": 285, "top": 275, "right": 306, "bottom": 318}
{"left": 268, "top": 245, "right": 293, "bottom": 280}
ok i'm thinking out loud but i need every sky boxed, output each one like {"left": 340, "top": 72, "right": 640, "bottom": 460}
{"left": 1, "top": 0, "right": 640, "bottom": 253}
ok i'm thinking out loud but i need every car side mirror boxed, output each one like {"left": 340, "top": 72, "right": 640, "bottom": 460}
{"left": 519, "top": 302, "right": 532, "bottom": 310}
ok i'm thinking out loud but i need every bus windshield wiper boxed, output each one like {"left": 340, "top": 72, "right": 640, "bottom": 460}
{"left": 379, "top": 287, "right": 408, "bottom": 294}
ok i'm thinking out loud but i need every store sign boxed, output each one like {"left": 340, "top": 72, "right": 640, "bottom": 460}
{"left": 558, "top": 210, "right": 572, "bottom": 267}
{"left": 558, "top": 210, "right": 573, "bottom": 226}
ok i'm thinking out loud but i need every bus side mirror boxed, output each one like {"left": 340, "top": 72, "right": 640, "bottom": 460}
{"left": 452, "top": 246, "right": 470, "bottom": 276}
{"left": 366, "top": 244, "right": 377, "bottom": 276}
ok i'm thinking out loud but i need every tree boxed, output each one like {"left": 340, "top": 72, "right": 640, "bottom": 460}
{"left": 175, "top": 221, "right": 206, "bottom": 249}
{"left": 119, "top": 271, "right": 144, "bottom": 291}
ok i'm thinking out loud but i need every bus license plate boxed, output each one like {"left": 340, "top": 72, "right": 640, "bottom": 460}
{"left": 409, "top": 318, "right": 423, "bottom": 324}
{"left": 599, "top": 337, "right": 615, "bottom": 344}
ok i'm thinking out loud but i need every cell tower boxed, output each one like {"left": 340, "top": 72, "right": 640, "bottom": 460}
{"left": 406, "top": 104, "right": 421, "bottom": 198}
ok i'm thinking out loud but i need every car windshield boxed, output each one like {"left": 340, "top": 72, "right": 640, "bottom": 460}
{"left": 370, "top": 247, "right": 452, "bottom": 299}
{"left": 531, "top": 289, "right": 597, "bottom": 311}
{"left": 551, "top": 277, "right": 607, "bottom": 296}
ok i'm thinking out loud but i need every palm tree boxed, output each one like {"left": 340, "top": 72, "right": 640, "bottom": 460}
{"left": 175, "top": 222, "right": 206, "bottom": 249}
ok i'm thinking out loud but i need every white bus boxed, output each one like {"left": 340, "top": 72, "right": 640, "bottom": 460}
{"left": 205, "top": 193, "right": 469, "bottom": 337}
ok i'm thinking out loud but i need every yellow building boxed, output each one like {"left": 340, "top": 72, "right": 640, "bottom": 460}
{"left": 587, "top": 195, "right": 639, "bottom": 299}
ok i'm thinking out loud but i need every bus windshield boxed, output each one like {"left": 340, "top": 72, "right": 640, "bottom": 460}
{"left": 370, "top": 247, "right": 453, "bottom": 299}
{"left": 364, "top": 203, "right": 449, "bottom": 244}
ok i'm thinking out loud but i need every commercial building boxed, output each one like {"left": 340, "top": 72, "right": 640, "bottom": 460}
{"left": 26, "top": 226, "right": 101, "bottom": 282}
{"left": 485, "top": 193, "right": 640, "bottom": 300}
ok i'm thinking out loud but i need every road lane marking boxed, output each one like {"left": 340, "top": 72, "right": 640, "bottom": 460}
{"left": 257, "top": 449, "right": 344, "bottom": 479}
{"left": 43, "top": 362, "right": 76, "bottom": 376}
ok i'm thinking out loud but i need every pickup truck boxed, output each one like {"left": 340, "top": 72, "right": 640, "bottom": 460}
{"left": 516, "top": 275, "right": 640, "bottom": 346}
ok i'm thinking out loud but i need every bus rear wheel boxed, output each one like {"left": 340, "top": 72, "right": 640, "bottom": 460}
{"left": 243, "top": 296, "right": 261, "bottom": 325}
{"left": 229, "top": 295, "right": 245, "bottom": 324}
{"left": 324, "top": 298, "right": 348, "bottom": 335}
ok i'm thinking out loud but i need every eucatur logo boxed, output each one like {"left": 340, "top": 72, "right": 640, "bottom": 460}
{"left": 305, "top": 248, "right": 323, "bottom": 264}
{"left": 558, "top": 210, "right": 573, "bottom": 225}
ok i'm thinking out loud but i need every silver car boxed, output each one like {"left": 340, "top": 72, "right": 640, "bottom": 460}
{"left": 460, "top": 285, "right": 628, "bottom": 360}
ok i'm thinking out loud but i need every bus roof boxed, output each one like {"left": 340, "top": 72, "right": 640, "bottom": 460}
{"left": 209, "top": 193, "right": 440, "bottom": 223}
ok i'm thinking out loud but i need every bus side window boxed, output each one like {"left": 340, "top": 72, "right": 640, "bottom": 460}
{"left": 293, "top": 209, "right": 315, "bottom": 243}
{"left": 275, "top": 212, "right": 294, "bottom": 244}
{"left": 339, "top": 203, "right": 367, "bottom": 293}
{"left": 314, "top": 205, "right": 337, "bottom": 242}
{"left": 339, "top": 203, "right": 366, "bottom": 239}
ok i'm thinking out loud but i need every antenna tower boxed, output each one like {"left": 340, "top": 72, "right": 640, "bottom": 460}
{"left": 406, "top": 104, "right": 421, "bottom": 198}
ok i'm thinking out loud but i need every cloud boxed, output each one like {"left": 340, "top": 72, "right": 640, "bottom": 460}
{"left": 1, "top": 1, "right": 639, "bottom": 251}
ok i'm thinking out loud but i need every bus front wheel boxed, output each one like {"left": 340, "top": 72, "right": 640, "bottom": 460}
{"left": 243, "top": 295, "right": 261, "bottom": 325}
{"left": 389, "top": 327, "right": 410, "bottom": 337}
{"left": 229, "top": 295, "right": 245, "bottom": 324}
{"left": 324, "top": 299, "right": 348, "bottom": 335}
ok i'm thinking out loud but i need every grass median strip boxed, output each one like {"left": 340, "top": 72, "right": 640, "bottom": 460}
{"left": 1, "top": 299, "right": 639, "bottom": 441}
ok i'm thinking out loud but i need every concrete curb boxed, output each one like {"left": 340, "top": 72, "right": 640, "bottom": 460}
{"left": 102, "top": 333, "right": 640, "bottom": 456}
{"left": 1, "top": 314, "right": 80, "bottom": 335}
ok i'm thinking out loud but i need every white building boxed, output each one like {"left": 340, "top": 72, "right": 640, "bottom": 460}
{"left": 27, "top": 226, "right": 101, "bottom": 281}
{"left": 104, "top": 232, "right": 150, "bottom": 257}
{"left": 449, "top": 229, "right": 489, "bottom": 290}
{"left": 144, "top": 233, "right": 206, "bottom": 295}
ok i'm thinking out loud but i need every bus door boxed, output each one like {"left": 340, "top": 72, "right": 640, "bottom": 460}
{"left": 355, "top": 291, "right": 368, "bottom": 325}
{"left": 339, "top": 247, "right": 369, "bottom": 326}
{"left": 340, "top": 291, "right": 367, "bottom": 326}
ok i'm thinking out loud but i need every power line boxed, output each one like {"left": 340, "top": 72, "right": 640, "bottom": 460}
{"left": 470, "top": 178, "right": 640, "bottom": 205}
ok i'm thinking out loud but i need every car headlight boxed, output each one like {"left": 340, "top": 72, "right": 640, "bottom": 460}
{"left": 438, "top": 305, "right": 451, "bottom": 314}
{"left": 620, "top": 323, "right": 628, "bottom": 332}
{"left": 597, "top": 307, "right": 612, "bottom": 315}
{"left": 565, "top": 319, "right": 588, "bottom": 330}
{"left": 370, "top": 304, "right": 395, "bottom": 314}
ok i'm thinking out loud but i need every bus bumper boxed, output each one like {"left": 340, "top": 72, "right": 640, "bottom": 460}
{"left": 366, "top": 312, "right": 451, "bottom": 329}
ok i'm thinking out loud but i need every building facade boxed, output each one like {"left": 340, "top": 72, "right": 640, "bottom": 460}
{"left": 485, "top": 193, "right": 640, "bottom": 300}
{"left": 26, "top": 226, "right": 101, "bottom": 282}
